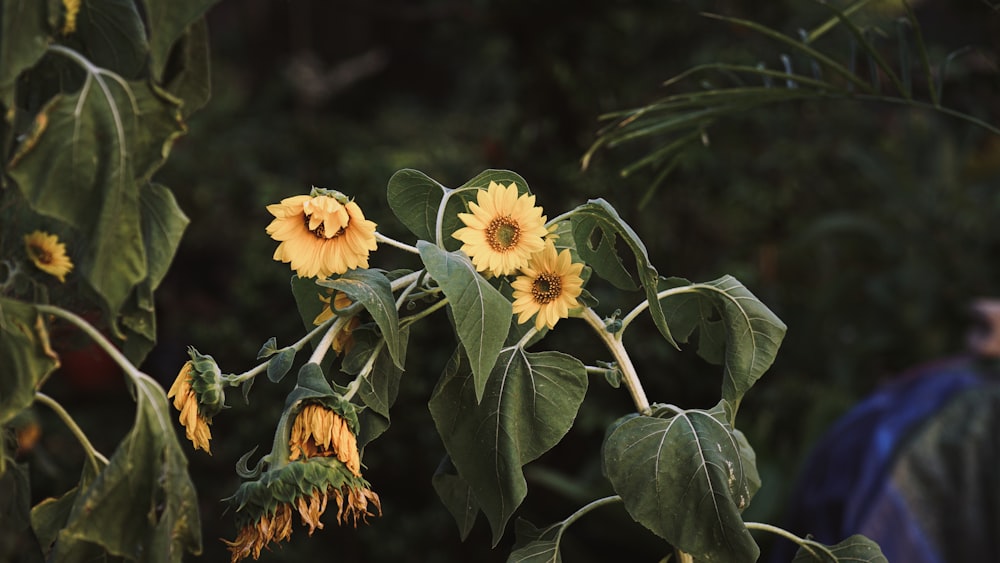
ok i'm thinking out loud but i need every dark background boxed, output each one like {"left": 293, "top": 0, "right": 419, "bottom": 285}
{"left": 24, "top": 0, "right": 1000, "bottom": 561}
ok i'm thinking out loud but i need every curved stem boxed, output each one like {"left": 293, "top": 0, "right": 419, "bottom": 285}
{"left": 745, "top": 522, "right": 835, "bottom": 561}
{"left": 375, "top": 231, "right": 419, "bottom": 255}
{"left": 619, "top": 285, "right": 696, "bottom": 337}
{"left": 307, "top": 317, "right": 347, "bottom": 365}
{"left": 399, "top": 297, "right": 449, "bottom": 328}
{"left": 560, "top": 495, "right": 621, "bottom": 532}
{"left": 36, "top": 305, "right": 142, "bottom": 382}
{"left": 514, "top": 327, "right": 539, "bottom": 349}
{"left": 229, "top": 316, "right": 337, "bottom": 384}
{"left": 34, "top": 392, "right": 109, "bottom": 472}
{"left": 580, "top": 308, "right": 650, "bottom": 414}
{"left": 544, "top": 210, "right": 577, "bottom": 229}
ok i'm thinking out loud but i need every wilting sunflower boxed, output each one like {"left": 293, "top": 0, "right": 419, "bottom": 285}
{"left": 452, "top": 181, "right": 548, "bottom": 276}
{"left": 266, "top": 189, "right": 377, "bottom": 279}
{"left": 288, "top": 403, "right": 361, "bottom": 476}
{"left": 23, "top": 231, "right": 73, "bottom": 283}
{"left": 167, "top": 348, "right": 225, "bottom": 454}
{"left": 225, "top": 458, "right": 381, "bottom": 562}
{"left": 511, "top": 242, "right": 585, "bottom": 331}
{"left": 312, "top": 291, "right": 360, "bottom": 355}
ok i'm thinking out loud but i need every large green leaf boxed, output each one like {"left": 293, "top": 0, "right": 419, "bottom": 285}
{"left": 0, "top": 298, "right": 59, "bottom": 425}
{"left": 431, "top": 456, "right": 480, "bottom": 541}
{"left": 419, "top": 241, "right": 511, "bottom": 402}
{"left": 0, "top": 0, "right": 50, "bottom": 107}
{"left": 659, "top": 276, "right": 787, "bottom": 413}
{"left": 791, "top": 535, "right": 888, "bottom": 563}
{"left": 429, "top": 347, "right": 588, "bottom": 543}
{"left": 7, "top": 72, "right": 185, "bottom": 323}
{"left": 318, "top": 268, "right": 405, "bottom": 369}
{"left": 569, "top": 199, "right": 677, "bottom": 348}
{"left": 139, "top": 183, "right": 189, "bottom": 292}
{"left": 72, "top": 0, "right": 149, "bottom": 79}
{"left": 602, "top": 401, "right": 760, "bottom": 563}
{"left": 386, "top": 169, "right": 447, "bottom": 243}
{"left": 0, "top": 459, "right": 32, "bottom": 530}
{"left": 45, "top": 375, "right": 201, "bottom": 561}
{"left": 140, "top": 0, "right": 220, "bottom": 82}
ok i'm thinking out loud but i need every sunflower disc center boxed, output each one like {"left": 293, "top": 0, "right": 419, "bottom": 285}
{"left": 305, "top": 215, "right": 347, "bottom": 239}
{"left": 486, "top": 216, "right": 521, "bottom": 252}
{"left": 531, "top": 273, "right": 562, "bottom": 304}
{"left": 29, "top": 245, "right": 53, "bottom": 265}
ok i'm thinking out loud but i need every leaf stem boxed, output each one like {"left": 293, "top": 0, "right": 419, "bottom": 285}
{"left": 374, "top": 231, "right": 419, "bottom": 254}
{"left": 228, "top": 316, "right": 338, "bottom": 384}
{"left": 619, "top": 285, "right": 696, "bottom": 338}
{"left": 307, "top": 317, "right": 347, "bottom": 365}
{"left": 34, "top": 392, "right": 109, "bottom": 472}
{"left": 36, "top": 305, "right": 143, "bottom": 383}
{"left": 580, "top": 308, "right": 650, "bottom": 414}
{"left": 744, "top": 522, "right": 836, "bottom": 560}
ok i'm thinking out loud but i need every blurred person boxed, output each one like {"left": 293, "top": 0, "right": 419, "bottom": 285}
{"left": 769, "top": 299, "right": 1000, "bottom": 563}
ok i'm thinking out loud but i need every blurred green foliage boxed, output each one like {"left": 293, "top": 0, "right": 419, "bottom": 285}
{"left": 14, "top": 0, "right": 995, "bottom": 561}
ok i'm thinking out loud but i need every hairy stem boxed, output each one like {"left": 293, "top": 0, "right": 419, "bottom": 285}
{"left": 745, "top": 522, "right": 835, "bottom": 560}
{"left": 375, "top": 231, "right": 420, "bottom": 254}
{"left": 34, "top": 392, "right": 109, "bottom": 472}
{"left": 580, "top": 308, "right": 650, "bottom": 414}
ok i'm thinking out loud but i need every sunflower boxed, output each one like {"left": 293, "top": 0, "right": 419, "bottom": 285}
{"left": 288, "top": 403, "right": 361, "bottom": 476}
{"left": 266, "top": 189, "right": 377, "bottom": 279}
{"left": 452, "top": 181, "right": 548, "bottom": 276}
{"left": 23, "top": 231, "right": 73, "bottom": 283}
{"left": 167, "top": 348, "right": 226, "bottom": 454}
{"left": 511, "top": 242, "right": 585, "bottom": 331}
{"left": 224, "top": 458, "right": 381, "bottom": 562}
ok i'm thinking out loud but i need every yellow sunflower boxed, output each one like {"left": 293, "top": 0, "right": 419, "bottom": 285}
{"left": 288, "top": 403, "right": 362, "bottom": 476}
{"left": 452, "top": 181, "right": 548, "bottom": 276}
{"left": 24, "top": 231, "right": 73, "bottom": 283}
{"left": 511, "top": 242, "right": 585, "bottom": 331}
{"left": 167, "top": 362, "right": 213, "bottom": 453}
{"left": 266, "top": 190, "right": 377, "bottom": 279}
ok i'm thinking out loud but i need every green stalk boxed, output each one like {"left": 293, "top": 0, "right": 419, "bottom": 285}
{"left": 34, "top": 392, "right": 109, "bottom": 472}
{"left": 580, "top": 308, "right": 650, "bottom": 414}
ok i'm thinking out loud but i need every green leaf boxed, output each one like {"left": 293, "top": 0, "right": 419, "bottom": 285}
{"left": 432, "top": 456, "right": 480, "bottom": 541}
{"left": 386, "top": 169, "right": 448, "bottom": 243}
{"left": 290, "top": 276, "right": 326, "bottom": 332}
{"left": 660, "top": 276, "right": 787, "bottom": 412}
{"left": 602, "top": 401, "right": 760, "bottom": 563}
{"left": 569, "top": 199, "right": 677, "bottom": 348}
{"left": 791, "top": 534, "right": 888, "bottom": 563}
{"left": 46, "top": 375, "right": 201, "bottom": 561}
{"left": 0, "top": 460, "right": 32, "bottom": 531}
{"left": 266, "top": 347, "right": 295, "bottom": 383}
{"left": 256, "top": 337, "right": 279, "bottom": 359}
{"left": 140, "top": 0, "right": 221, "bottom": 82}
{"left": 419, "top": 241, "right": 512, "bottom": 402}
{"left": 509, "top": 518, "right": 562, "bottom": 563}
{"left": 31, "top": 462, "right": 100, "bottom": 552}
{"left": 0, "top": 0, "right": 50, "bottom": 107}
{"left": 357, "top": 328, "right": 408, "bottom": 418}
{"left": 73, "top": 0, "right": 149, "bottom": 79}
{"left": 318, "top": 268, "right": 405, "bottom": 370}
{"left": 0, "top": 298, "right": 59, "bottom": 425}
{"left": 139, "top": 183, "right": 189, "bottom": 291}
{"left": 429, "top": 347, "right": 588, "bottom": 544}
{"left": 160, "top": 17, "right": 211, "bottom": 118}
{"left": 7, "top": 70, "right": 186, "bottom": 323}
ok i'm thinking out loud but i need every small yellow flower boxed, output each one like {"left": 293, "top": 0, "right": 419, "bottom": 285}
{"left": 452, "top": 181, "right": 548, "bottom": 276}
{"left": 24, "top": 231, "right": 73, "bottom": 283}
{"left": 289, "top": 403, "right": 361, "bottom": 476}
{"left": 167, "top": 362, "right": 213, "bottom": 453}
{"left": 511, "top": 242, "right": 585, "bottom": 331}
{"left": 313, "top": 291, "right": 360, "bottom": 355}
{"left": 266, "top": 189, "right": 378, "bottom": 279}
{"left": 61, "top": 0, "right": 80, "bottom": 35}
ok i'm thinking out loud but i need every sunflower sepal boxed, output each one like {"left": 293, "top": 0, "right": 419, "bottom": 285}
{"left": 185, "top": 346, "right": 227, "bottom": 417}
{"left": 308, "top": 185, "right": 349, "bottom": 204}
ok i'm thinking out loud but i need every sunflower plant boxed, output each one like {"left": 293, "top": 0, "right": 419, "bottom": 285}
{"left": 145, "top": 168, "right": 879, "bottom": 563}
